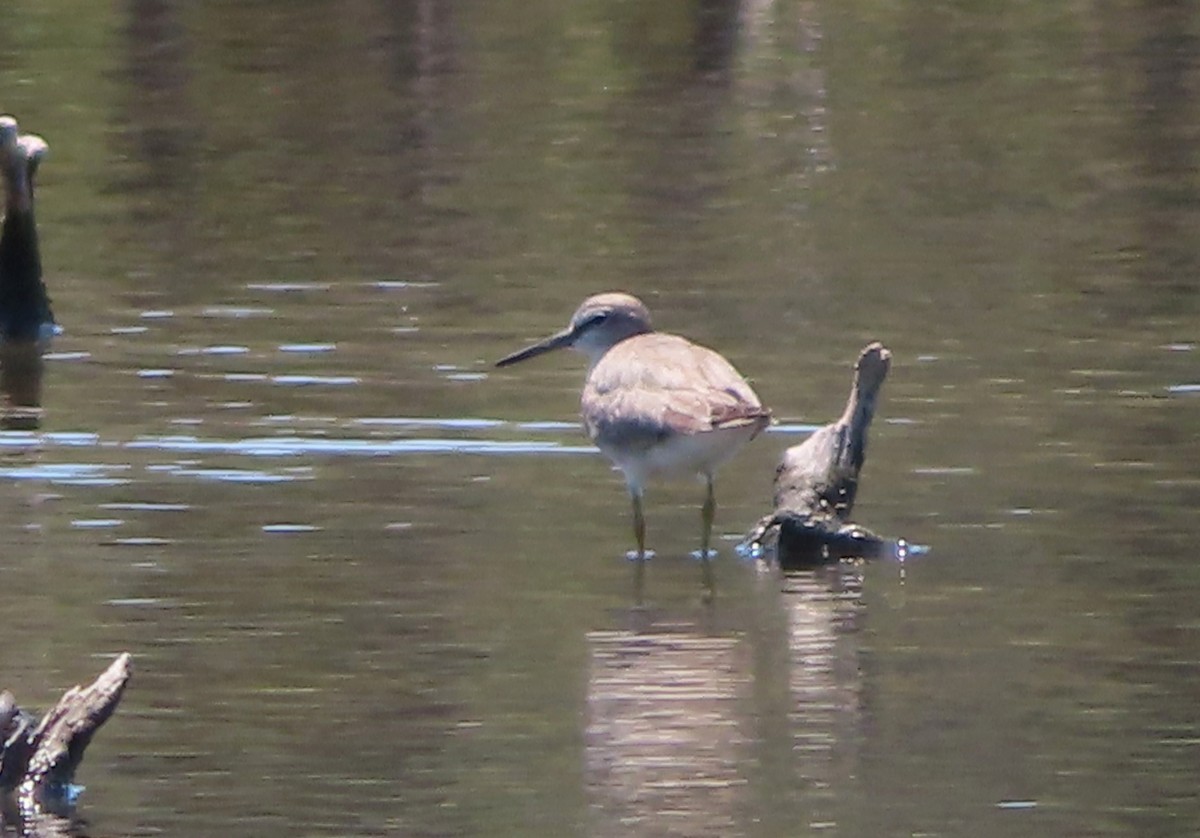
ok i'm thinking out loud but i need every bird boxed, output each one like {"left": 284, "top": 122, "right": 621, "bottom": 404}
{"left": 0, "top": 115, "right": 55, "bottom": 346}
{"left": 496, "top": 292, "right": 771, "bottom": 592}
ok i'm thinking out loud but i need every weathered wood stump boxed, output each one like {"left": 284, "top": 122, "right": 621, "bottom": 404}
{"left": 746, "top": 342, "right": 892, "bottom": 568}
{"left": 0, "top": 653, "right": 132, "bottom": 833}
{"left": 0, "top": 115, "right": 54, "bottom": 430}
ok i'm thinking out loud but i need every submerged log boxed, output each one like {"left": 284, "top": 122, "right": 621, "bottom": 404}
{"left": 746, "top": 342, "right": 892, "bottom": 568}
{"left": 0, "top": 653, "right": 132, "bottom": 830}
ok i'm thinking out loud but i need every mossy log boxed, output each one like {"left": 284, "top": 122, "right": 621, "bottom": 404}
{"left": 0, "top": 653, "right": 132, "bottom": 830}
{"left": 746, "top": 342, "right": 892, "bottom": 568}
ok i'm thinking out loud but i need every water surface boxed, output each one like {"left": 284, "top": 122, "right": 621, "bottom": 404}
{"left": 1, "top": 1, "right": 1198, "bottom": 836}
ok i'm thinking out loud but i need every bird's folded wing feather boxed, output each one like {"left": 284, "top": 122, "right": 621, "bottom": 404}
{"left": 583, "top": 334, "right": 770, "bottom": 447}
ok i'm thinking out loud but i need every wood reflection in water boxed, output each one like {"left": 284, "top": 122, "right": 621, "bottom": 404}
{"left": 781, "top": 567, "right": 864, "bottom": 805}
{"left": 586, "top": 628, "right": 747, "bottom": 838}
{"left": 0, "top": 341, "right": 43, "bottom": 430}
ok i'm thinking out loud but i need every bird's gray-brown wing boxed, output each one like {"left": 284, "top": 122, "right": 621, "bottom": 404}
{"left": 581, "top": 333, "right": 771, "bottom": 450}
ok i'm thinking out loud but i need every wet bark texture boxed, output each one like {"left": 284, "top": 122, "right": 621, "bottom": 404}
{"left": 1, "top": 654, "right": 132, "bottom": 834}
{"left": 747, "top": 343, "right": 892, "bottom": 568}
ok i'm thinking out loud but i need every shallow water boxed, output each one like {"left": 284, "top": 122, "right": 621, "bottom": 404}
{"left": 1, "top": 1, "right": 1199, "bottom": 836}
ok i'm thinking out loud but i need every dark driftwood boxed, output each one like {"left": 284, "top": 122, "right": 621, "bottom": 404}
{"left": 0, "top": 116, "right": 53, "bottom": 429}
{"left": 0, "top": 653, "right": 132, "bottom": 828}
{"left": 746, "top": 342, "right": 891, "bottom": 568}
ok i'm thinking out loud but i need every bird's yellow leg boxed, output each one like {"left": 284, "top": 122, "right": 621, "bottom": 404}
{"left": 631, "top": 492, "right": 647, "bottom": 603}
{"left": 700, "top": 477, "right": 716, "bottom": 594}
{"left": 632, "top": 491, "right": 647, "bottom": 560}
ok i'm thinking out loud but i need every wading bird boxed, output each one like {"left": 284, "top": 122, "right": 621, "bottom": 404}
{"left": 496, "top": 292, "right": 771, "bottom": 594}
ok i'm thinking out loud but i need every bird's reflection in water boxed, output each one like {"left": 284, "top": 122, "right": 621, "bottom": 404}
{"left": 585, "top": 622, "right": 749, "bottom": 838}
{"left": 0, "top": 340, "right": 44, "bottom": 430}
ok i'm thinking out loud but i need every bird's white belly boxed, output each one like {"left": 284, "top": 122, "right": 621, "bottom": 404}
{"left": 599, "top": 424, "right": 758, "bottom": 491}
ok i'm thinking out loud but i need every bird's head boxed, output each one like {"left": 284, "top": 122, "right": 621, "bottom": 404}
{"left": 495, "top": 292, "right": 653, "bottom": 369}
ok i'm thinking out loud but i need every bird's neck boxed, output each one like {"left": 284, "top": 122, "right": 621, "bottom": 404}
{"left": 576, "top": 326, "right": 651, "bottom": 372}
{"left": 580, "top": 345, "right": 611, "bottom": 375}
{"left": 578, "top": 326, "right": 652, "bottom": 372}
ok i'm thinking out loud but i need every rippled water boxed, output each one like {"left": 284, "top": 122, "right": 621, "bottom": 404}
{"left": 1, "top": 1, "right": 1198, "bottom": 836}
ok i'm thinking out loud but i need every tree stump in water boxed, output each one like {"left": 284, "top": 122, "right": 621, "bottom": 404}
{"left": 746, "top": 343, "right": 893, "bottom": 568}
{"left": 0, "top": 654, "right": 132, "bottom": 832}
{"left": 0, "top": 116, "right": 54, "bottom": 430}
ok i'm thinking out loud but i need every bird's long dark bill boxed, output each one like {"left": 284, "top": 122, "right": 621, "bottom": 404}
{"left": 495, "top": 328, "right": 573, "bottom": 367}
